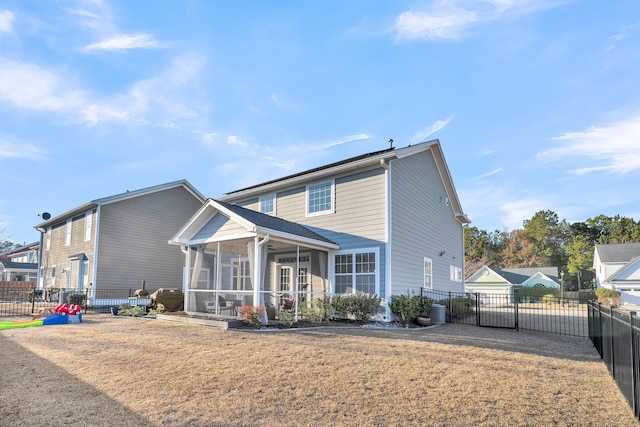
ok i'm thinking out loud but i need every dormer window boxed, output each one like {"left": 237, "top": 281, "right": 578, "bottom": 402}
{"left": 306, "top": 180, "right": 334, "bottom": 216}
{"left": 259, "top": 194, "right": 276, "bottom": 215}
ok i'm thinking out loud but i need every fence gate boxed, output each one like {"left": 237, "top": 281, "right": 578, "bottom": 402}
{"left": 422, "top": 289, "right": 589, "bottom": 338}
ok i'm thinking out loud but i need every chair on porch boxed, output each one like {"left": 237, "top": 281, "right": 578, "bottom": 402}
{"left": 205, "top": 296, "right": 238, "bottom": 316}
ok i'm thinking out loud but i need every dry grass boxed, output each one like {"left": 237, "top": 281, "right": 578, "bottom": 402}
{"left": 0, "top": 315, "right": 637, "bottom": 427}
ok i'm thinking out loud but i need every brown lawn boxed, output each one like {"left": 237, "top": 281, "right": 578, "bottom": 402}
{"left": 0, "top": 315, "right": 637, "bottom": 427}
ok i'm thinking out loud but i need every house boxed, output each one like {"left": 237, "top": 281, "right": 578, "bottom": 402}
{"left": 465, "top": 265, "right": 560, "bottom": 302}
{"left": 34, "top": 180, "right": 205, "bottom": 304}
{"left": 170, "top": 139, "right": 470, "bottom": 320}
{"left": 594, "top": 243, "right": 640, "bottom": 306}
{"left": 0, "top": 242, "right": 40, "bottom": 282}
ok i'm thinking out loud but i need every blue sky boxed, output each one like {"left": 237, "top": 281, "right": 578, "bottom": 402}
{"left": 1, "top": 0, "right": 639, "bottom": 245}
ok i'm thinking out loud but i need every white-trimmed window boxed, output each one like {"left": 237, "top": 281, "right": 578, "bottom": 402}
{"left": 333, "top": 248, "right": 379, "bottom": 295}
{"left": 259, "top": 194, "right": 276, "bottom": 215}
{"left": 424, "top": 258, "right": 433, "bottom": 289}
{"left": 51, "top": 266, "right": 56, "bottom": 286}
{"left": 450, "top": 265, "right": 462, "bottom": 282}
{"left": 45, "top": 228, "right": 51, "bottom": 251}
{"left": 306, "top": 180, "right": 334, "bottom": 216}
{"left": 84, "top": 211, "right": 93, "bottom": 241}
{"left": 65, "top": 219, "right": 72, "bottom": 246}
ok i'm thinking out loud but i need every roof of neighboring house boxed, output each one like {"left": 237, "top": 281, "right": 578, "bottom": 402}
{"left": 0, "top": 262, "right": 38, "bottom": 271}
{"left": 220, "top": 139, "right": 470, "bottom": 225}
{"left": 0, "top": 241, "right": 39, "bottom": 257}
{"left": 595, "top": 243, "right": 640, "bottom": 263}
{"left": 34, "top": 179, "right": 206, "bottom": 230}
{"left": 215, "top": 200, "right": 337, "bottom": 245}
{"left": 496, "top": 267, "right": 559, "bottom": 284}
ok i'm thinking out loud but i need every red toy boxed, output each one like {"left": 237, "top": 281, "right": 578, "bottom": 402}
{"left": 54, "top": 303, "right": 82, "bottom": 315}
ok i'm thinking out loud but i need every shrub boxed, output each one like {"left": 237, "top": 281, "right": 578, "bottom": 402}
{"left": 298, "top": 302, "right": 325, "bottom": 323}
{"left": 595, "top": 288, "right": 621, "bottom": 306}
{"left": 238, "top": 305, "right": 265, "bottom": 327}
{"left": 389, "top": 295, "right": 421, "bottom": 325}
{"left": 518, "top": 286, "right": 560, "bottom": 299}
{"left": 277, "top": 310, "right": 294, "bottom": 327}
{"left": 67, "top": 293, "right": 86, "bottom": 306}
{"left": 117, "top": 303, "right": 145, "bottom": 317}
{"left": 419, "top": 297, "right": 433, "bottom": 317}
{"left": 542, "top": 294, "right": 557, "bottom": 305}
{"left": 450, "top": 297, "right": 474, "bottom": 319}
{"left": 331, "top": 294, "right": 381, "bottom": 321}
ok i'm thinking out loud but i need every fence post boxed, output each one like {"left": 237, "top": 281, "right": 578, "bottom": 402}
{"left": 610, "top": 305, "right": 615, "bottom": 378}
{"left": 598, "top": 303, "right": 603, "bottom": 359}
{"left": 630, "top": 311, "right": 637, "bottom": 417}
{"left": 31, "top": 287, "right": 36, "bottom": 314}
{"left": 84, "top": 287, "right": 89, "bottom": 312}
{"left": 476, "top": 292, "right": 480, "bottom": 327}
{"left": 514, "top": 288, "right": 519, "bottom": 331}
{"left": 448, "top": 291, "right": 452, "bottom": 323}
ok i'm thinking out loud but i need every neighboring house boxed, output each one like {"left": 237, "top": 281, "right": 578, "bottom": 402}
{"left": 0, "top": 242, "right": 40, "bottom": 282}
{"left": 594, "top": 243, "right": 640, "bottom": 306}
{"left": 34, "top": 180, "right": 205, "bottom": 304}
{"left": 170, "top": 139, "right": 470, "bottom": 320}
{"left": 465, "top": 265, "right": 560, "bottom": 301}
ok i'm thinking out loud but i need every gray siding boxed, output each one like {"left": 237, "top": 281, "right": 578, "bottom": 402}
{"left": 193, "top": 214, "right": 247, "bottom": 240}
{"left": 40, "top": 209, "right": 96, "bottom": 289}
{"left": 389, "top": 150, "right": 464, "bottom": 294}
{"left": 96, "top": 186, "right": 203, "bottom": 290}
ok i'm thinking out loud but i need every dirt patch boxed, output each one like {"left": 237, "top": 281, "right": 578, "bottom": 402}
{"left": 1, "top": 315, "right": 637, "bottom": 426}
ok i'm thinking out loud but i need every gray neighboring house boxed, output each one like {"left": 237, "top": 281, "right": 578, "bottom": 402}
{"left": 34, "top": 180, "right": 205, "bottom": 303}
{"left": 594, "top": 243, "right": 640, "bottom": 306}
{"left": 170, "top": 139, "right": 470, "bottom": 320}
{"left": 0, "top": 241, "right": 40, "bottom": 282}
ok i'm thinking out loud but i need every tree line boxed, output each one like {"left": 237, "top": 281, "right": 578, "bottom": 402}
{"left": 465, "top": 211, "right": 640, "bottom": 290}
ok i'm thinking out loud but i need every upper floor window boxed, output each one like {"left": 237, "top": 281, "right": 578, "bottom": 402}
{"left": 45, "top": 228, "right": 51, "bottom": 251}
{"left": 84, "top": 211, "right": 93, "bottom": 242}
{"left": 450, "top": 265, "right": 462, "bottom": 282}
{"left": 65, "top": 219, "right": 72, "bottom": 246}
{"left": 424, "top": 258, "right": 433, "bottom": 289}
{"left": 259, "top": 194, "right": 276, "bottom": 215}
{"left": 306, "top": 180, "right": 334, "bottom": 216}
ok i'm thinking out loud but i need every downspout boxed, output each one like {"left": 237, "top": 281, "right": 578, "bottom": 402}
{"left": 255, "top": 234, "right": 270, "bottom": 309}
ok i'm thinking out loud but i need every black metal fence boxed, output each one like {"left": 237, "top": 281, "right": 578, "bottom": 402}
{"left": 0, "top": 287, "right": 157, "bottom": 317}
{"left": 588, "top": 301, "right": 640, "bottom": 421}
{"left": 422, "top": 289, "right": 589, "bottom": 337}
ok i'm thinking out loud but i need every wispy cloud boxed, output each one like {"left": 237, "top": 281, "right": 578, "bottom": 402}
{"left": 474, "top": 167, "right": 503, "bottom": 179}
{"left": 500, "top": 198, "right": 547, "bottom": 230}
{"left": 83, "top": 33, "right": 168, "bottom": 52}
{"left": 0, "top": 138, "right": 43, "bottom": 161}
{"left": 392, "top": 0, "right": 565, "bottom": 41}
{"left": 537, "top": 114, "right": 640, "bottom": 175}
{"left": 0, "top": 59, "right": 86, "bottom": 111}
{"left": 410, "top": 116, "right": 453, "bottom": 143}
{"left": 0, "top": 10, "right": 14, "bottom": 34}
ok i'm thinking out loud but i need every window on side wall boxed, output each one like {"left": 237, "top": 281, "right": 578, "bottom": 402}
{"left": 45, "top": 228, "right": 51, "bottom": 251}
{"left": 450, "top": 265, "right": 462, "bottom": 282}
{"left": 424, "top": 258, "right": 433, "bottom": 289}
{"left": 65, "top": 219, "right": 72, "bottom": 246}
{"left": 306, "top": 180, "right": 334, "bottom": 216}
{"left": 84, "top": 211, "right": 92, "bottom": 241}
{"left": 333, "top": 248, "right": 378, "bottom": 295}
{"left": 259, "top": 194, "right": 276, "bottom": 215}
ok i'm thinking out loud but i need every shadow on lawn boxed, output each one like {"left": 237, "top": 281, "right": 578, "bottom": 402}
{"left": 291, "top": 323, "right": 600, "bottom": 363}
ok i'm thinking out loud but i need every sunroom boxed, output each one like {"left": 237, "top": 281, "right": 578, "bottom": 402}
{"left": 169, "top": 200, "right": 340, "bottom": 319}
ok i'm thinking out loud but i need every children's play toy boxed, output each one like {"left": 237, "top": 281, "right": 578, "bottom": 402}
{"left": 0, "top": 304, "right": 83, "bottom": 330}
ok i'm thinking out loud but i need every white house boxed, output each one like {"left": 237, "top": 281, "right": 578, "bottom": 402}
{"left": 594, "top": 243, "right": 640, "bottom": 306}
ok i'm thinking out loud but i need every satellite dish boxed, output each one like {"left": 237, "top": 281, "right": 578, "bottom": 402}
{"left": 41, "top": 212, "right": 51, "bottom": 220}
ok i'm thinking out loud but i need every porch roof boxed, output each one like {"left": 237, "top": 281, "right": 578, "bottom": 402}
{"left": 170, "top": 199, "right": 339, "bottom": 250}
{"left": 0, "top": 262, "right": 38, "bottom": 272}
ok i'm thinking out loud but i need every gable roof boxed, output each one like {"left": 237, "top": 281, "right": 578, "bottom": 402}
{"left": 220, "top": 139, "right": 470, "bottom": 225}
{"left": 595, "top": 243, "right": 640, "bottom": 263}
{"left": 496, "top": 267, "right": 559, "bottom": 284}
{"left": 605, "top": 255, "right": 640, "bottom": 284}
{"left": 0, "top": 241, "right": 39, "bottom": 257}
{"left": 465, "top": 266, "right": 512, "bottom": 284}
{"left": 34, "top": 179, "right": 206, "bottom": 230}
{"left": 170, "top": 199, "right": 339, "bottom": 250}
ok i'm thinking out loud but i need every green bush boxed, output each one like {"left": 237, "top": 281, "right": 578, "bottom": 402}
{"left": 67, "top": 293, "right": 86, "bottom": 306}
{"left": 331, "top": 294, "right": 381, "bottom": 321}
{"left": 518, "top": 286, "right": 560, "bottom": 299}
{"left": 450, "top": 297, "right": 474, "bottom": 319}
{"left": 298, "top": 302, "right": 326, "bottom": 323}
{"left": 117, "top": 303, "right": 145, "bottom": 317}
{"left": 277, "top": 310, "right": 294, "bottom": 327}
{"left": 389, "top": 295, "right": 421, "bottom": 325}
{"left": 542, "top": 294, "right": 558, "bottom": 305}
